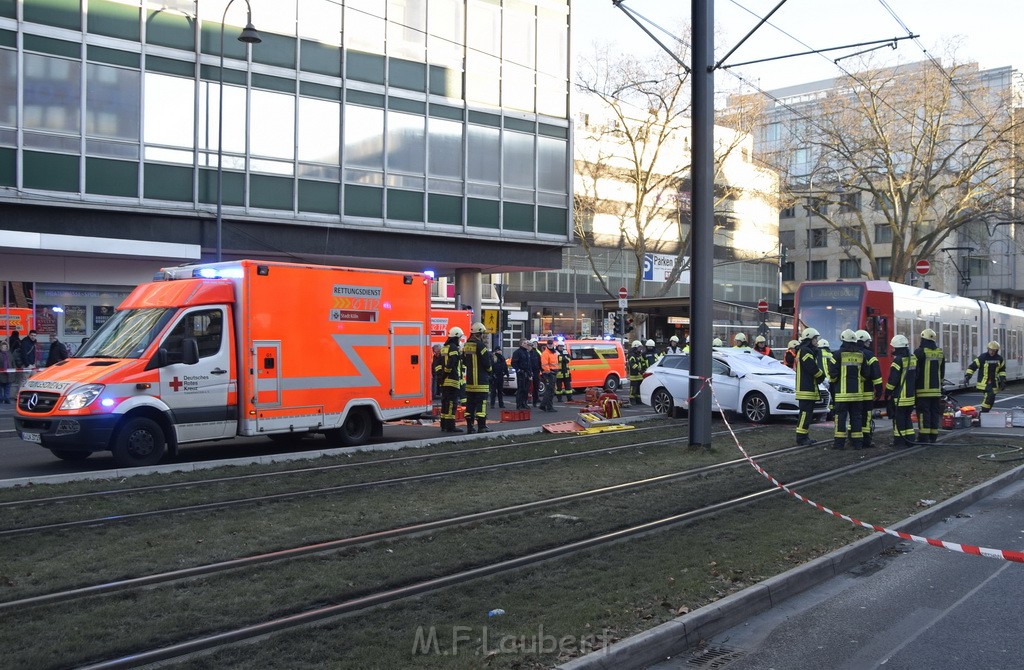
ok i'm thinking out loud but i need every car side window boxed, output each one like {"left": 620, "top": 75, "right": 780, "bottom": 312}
{"left": 161, "top": 308, "right": 224, "bottom": 363}
{"left": 712, "top": 359, "right": 731, "bottom": 376}
{"left": 572, "top": 347, "right": 596, "bottom": 360}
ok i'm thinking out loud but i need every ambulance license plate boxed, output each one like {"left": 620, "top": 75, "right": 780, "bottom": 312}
{"left": 21, "top": 432, "right": 41, "bottom": 444}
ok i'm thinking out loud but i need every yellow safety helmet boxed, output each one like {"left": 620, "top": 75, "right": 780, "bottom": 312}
{"left": 801, "top": 327, "right": 820, "bottom": 341}
{"left": 669, "top": 335, "right": 679, "bottom": 343}
{"left": 855, "top": 329, "right": 871, "bottom": 342}
{"left": 733, "top": 333, "right": 747, "bottom": 343}
{"left": 754, "top": 335, "right": 766, "bottom": 344}
{"left": 818, "top": 339, "right": 830, "bottom": 348}
{"left": 890, "top": 334, "right": 909, "bottom": 348}
{"left": 448, "top": 326, "right": 464, "bottom": 338}
{"left": 921, "top": 328, "right": 936, "bottom": 340}
{"left": 470, "top": 322, "right": 488, "bottom": 334}
{"left": 988, "top": 340, "right": 1000, "bottom": 350}
{"left": 712, "top": 338, "right": 723, "bottom": 347}
{"left": 631, "top": 340, "right": 643, "bottom": 348}
{"left": 840, "top": 329, "right": 858, "bottom": 343}
{"left": 788, "top": 339, "right": 800, "bottom": 348}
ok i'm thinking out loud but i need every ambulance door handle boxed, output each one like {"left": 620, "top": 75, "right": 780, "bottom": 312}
{"left": 210, "top": 368, "right": 228, "bottom": 375}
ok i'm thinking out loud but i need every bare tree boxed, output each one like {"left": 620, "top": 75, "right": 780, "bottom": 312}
{"left": 776, "top": 57, "right": 1023, "bottom": 281}
{"left": 574, "top": 44, "right": 769, "bottom": 300}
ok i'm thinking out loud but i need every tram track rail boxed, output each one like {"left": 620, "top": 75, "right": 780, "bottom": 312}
{"left": 70, "top": 444, "right": 922, "bottom": 670}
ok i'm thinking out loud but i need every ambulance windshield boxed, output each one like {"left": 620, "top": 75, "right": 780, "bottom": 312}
{"left": 77, "top": 308, "right": 177, "bottom": 359}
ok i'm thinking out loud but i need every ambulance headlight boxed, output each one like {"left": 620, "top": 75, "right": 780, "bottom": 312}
{"left": 60, "top": 384, "right": 105, "bottom": 410}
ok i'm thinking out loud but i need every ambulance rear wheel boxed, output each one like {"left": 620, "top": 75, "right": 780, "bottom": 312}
{"left": 332, "top": 408, "right": 373, "bottom": 447}
{"left": 112, "top": 417, "right": 167, "bottom": 467}
{"left": 603, "top": 374, "right": 620, "bottom": 392}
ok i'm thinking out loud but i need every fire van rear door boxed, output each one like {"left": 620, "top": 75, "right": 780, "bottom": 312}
{"left": 391, "top": 322, "right": 424, "bottom": 398}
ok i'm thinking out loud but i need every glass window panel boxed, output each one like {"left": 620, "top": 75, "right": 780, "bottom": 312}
{"left": 0, "top": 49, "right": 15, "bottom": 127}
{"left": 502, "top": 62, "right": 534, "bottom": 113}
{"left": 251, "top": 0, "right": 297, "bottom": 36}
{"left": 86, "top": 63, "right": 140, "bottom": 141}
{"left": 298, "top": 0, "right": 341, "bottom": 45}
{"left": 144, "top": 72, "right": 194, "bottom": 149}
{"left": 250, "top": 157, "right": 294, "bottom": 176}
{"left": 537, "top": 6, "right": 567, "bottom": 77}
{"left": 536, "top": 74, "right": 567, "bottom": 118}
{"left": 428, "top": 117, "right": 462, "bottom": 179}
{"left": 23, "top": 54, "right": 81, "bottom": 134}
{"left": 388, "top": 0, "right": 426, "bottom": 61}
{"left": 197, "top": 80, "right": 246, "bottom": 155}
{"left": 465, "top": 50, "right": 500, "bottom": 108}
{"left": 537, "top": 135, "right": 566, "bottom": 193}
{"left": 503, "top": 0, "right": 535, "bottom": 68}
{"left": 466, "top": 124, "right": 499, "bottom": 184}
{"left": 23, "top": 131, "right": 80, "bottom": 152}
{"left": 345, "top": 104, "right": 384, "bottom": 169}
{"left": 502, "top": 131, "right": 534, "bottom": 188}
{"left": 428, "top": 0, "right": 463, "bottom": 52}
{"left": 345, "top": 6, "right": 386, "bottom": 55}
{"left": 250, "top": 89, "right": 295, "bottom": 160}
{"left": 467, "top": 0, "right": 500, "bottom": 57}
{"left": 386, "top": 110, "right": 425, "bottom": 174}
{"left": 348, "top": 0, "right": 386, "bottom": 18}
{"left": 298, "top": 97, "right": 339, "bottom": 164}
{"left": 86, "top": 138, "right": 139, "bottom": 159}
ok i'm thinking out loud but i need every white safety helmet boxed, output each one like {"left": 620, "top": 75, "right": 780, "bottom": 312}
{"left": 801, "top": 327, "right": 820, "bottom": 341}
{"left": 645, "top": 339, "right": 655, "bottom": 347}
{"left": 754, "top": 335, "right": 766, "bottom": 344}
{"left": 840, "top": 329, "right": 858, "bottom": 343}
{"left": 448, "top": 326, "right": 464, "bottom": 338}
{"left": 855, "top": 329, "right": 871, "bottom": 343}
{"left": 890, "top": 334, "right": 909, "bottom": 348}
{"left": 920, "top": 328, "right": 936, "bottom": 340}
{"left": 669, "top": 335, "right": 679, "bottom": 343}
{"left": 631, "top": 340, "right": 643, "bottom": 348}
{"left": 470, "top": 321, "right": 488, "bottom": 334}
{"left": 788, "top": 339, "right": 800, "bottom": 348}
{"left": 818, "top": 339, "right": 830, "bottom": 348}
{"left": 712, "top": 337, "right": 723, "bottom": 347}
{"left": 988, "top": 340, "right": 1001, "bottom": 351}
{"left": 734, "top": 333, "right": 747, "bottom": 343}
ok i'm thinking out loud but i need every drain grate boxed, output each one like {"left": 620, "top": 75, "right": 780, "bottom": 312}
{"left": 686, "top": 645, "right": 746, "bottom": 668}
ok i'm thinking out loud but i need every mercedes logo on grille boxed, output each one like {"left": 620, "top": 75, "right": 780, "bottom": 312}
{"left": 26, "top": 393, "right": 39, "bottom": 411}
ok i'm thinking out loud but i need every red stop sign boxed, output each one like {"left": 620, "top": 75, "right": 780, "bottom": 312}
{"left": 915, "top": 259, "right": 930, "bottom": 275}
{"left": 757, "top": 299, "right": 769, "bottom": 313}
{"left": 618, "top": 286, "right": 628, "bottom": 299}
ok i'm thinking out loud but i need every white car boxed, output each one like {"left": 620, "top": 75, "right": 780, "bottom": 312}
{"left": 639, "top": 349, "right": 830, "bottom": 422}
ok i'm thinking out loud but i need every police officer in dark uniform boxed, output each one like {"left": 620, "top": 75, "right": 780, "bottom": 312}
{"left": 794, "top": 327, "right": 823, "bottom": 445}
{"left": 885, "top": 334, "right": 917, "bottom": 447}
{"left": 965, "top": 341, "right": 1006, "bottom": 413}
{"left": 914, "top": 328, "right": 945, "bottom": 443}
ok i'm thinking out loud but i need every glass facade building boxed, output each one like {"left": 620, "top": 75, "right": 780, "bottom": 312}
{"left": 0, "top": 0, "right": 572, "bottom": 342}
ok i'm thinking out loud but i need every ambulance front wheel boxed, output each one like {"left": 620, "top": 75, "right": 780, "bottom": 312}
{"left": 112, "top": 417, "right": 167, "bottom": 467}
{"left": 603, "top": 374, "right": 620, "bottom": 392}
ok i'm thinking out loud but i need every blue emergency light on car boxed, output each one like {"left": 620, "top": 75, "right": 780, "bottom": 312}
{"left": 193, "top": 266, "right": 244, "bottom": 279}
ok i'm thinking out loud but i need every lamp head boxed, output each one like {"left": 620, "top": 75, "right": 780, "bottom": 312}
{"left": 238, "top": 22, "right": 261, "bottom": 44}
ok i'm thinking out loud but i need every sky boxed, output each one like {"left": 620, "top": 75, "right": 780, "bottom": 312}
{"left": 572, "top": 0, "right": 1024, "bottom": 93}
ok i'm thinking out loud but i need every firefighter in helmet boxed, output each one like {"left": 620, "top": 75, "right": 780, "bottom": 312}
{"left": 856, "top": 329, "right": 883, "bottom": 448}
{"left": 462, "top": 322, "right": 493, "bottom": 433}
{"left": 914, "top": 328, "right": 945, "bottom": 443}
{"left": 439, "top": 326, "right": 465, "bottom": 433}
{"left": 794, "top": 327, "right": 823, "bottom": 445}
{"left": 965, "top": 340, "right": 1006, "bottom": 413}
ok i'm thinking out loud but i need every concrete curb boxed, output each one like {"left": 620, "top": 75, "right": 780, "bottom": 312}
{"left": 557, "top": 459, "right": 1024, "bottom": 670}
{"left": 0, "top": 413, "right": 661, "bottom": 489}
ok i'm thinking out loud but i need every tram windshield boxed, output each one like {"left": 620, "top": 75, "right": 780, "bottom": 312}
{"left": 794, "top": 283, "right": 865, "bottom": 345}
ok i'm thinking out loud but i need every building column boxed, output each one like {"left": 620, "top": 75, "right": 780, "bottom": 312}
{"left": 454, "top": 268, "right": 482, "bottom": 321}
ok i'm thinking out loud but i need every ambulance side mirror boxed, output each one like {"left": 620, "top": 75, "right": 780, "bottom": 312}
{"left": 182, "top": 337, "right": 200, "bottom": 365}
{"left": 147, "top": 349, "right": 168, "bottom": 370}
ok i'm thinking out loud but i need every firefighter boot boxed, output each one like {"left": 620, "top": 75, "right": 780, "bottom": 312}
{"left": 796, "top": 434, "right": 813, "bottom": 446}
{"left": 477, "top": 419, "right": 492, "bottom": 433}
{"left": 892, "top": 436, "right": 906, "bottom": 449}
{"left": 832, "top": 438, "right": 846, "bottom": 450}
{"left": 465, "top": 421, "right": 476, "bottom": 434}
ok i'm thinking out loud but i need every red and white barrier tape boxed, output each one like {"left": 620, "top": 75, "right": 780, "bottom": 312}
{"left": 1, "top": 368, "right": 38, "bottom": 374}
{"left": 710, "top": 384, "right": 1024, "bottom": 564}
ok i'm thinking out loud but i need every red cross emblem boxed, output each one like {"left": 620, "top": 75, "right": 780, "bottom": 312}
{"left": 169, "top": 376, "right": 184, "bottom": 392}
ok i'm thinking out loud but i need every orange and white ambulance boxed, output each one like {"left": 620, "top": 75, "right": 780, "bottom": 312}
{"left": 429, "top": 309, "right": 472, "bottom": 346}
{"left": 15, "top": 260, "right": 433, "bottom": 467}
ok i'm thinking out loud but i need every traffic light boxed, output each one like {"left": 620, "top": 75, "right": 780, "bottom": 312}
{"left": 625, "top": 316, "right": 635, "bottom": 334}
{"left": 611, "top": 313, "right": 622, "bottom": 335}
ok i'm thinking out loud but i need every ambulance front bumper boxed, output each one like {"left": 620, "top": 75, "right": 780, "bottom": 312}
{"left": 15, "top": 414, "right": 121, "bottom": 452}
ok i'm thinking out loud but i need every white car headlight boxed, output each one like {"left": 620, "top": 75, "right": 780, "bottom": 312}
{"left": 60, "top": 384, "right": 105, "bottom": 410}
{"left": 766, "top": 382, "right": 795, "bottom": 394}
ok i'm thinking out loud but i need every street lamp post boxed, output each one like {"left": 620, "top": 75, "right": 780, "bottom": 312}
{"left": 216, "top": 1, "right": 261, "bottom": 262}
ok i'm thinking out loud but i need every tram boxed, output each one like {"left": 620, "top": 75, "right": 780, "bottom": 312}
{"left": 793, "top": 280, "right": 1024, "bottom": 387}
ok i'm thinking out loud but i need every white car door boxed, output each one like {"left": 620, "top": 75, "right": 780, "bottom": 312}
{"left": 657, "top": 355, "right": 693, "bottom": 408}
{"left": 710, "top": 357, "right": 741, "bottom": 411}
